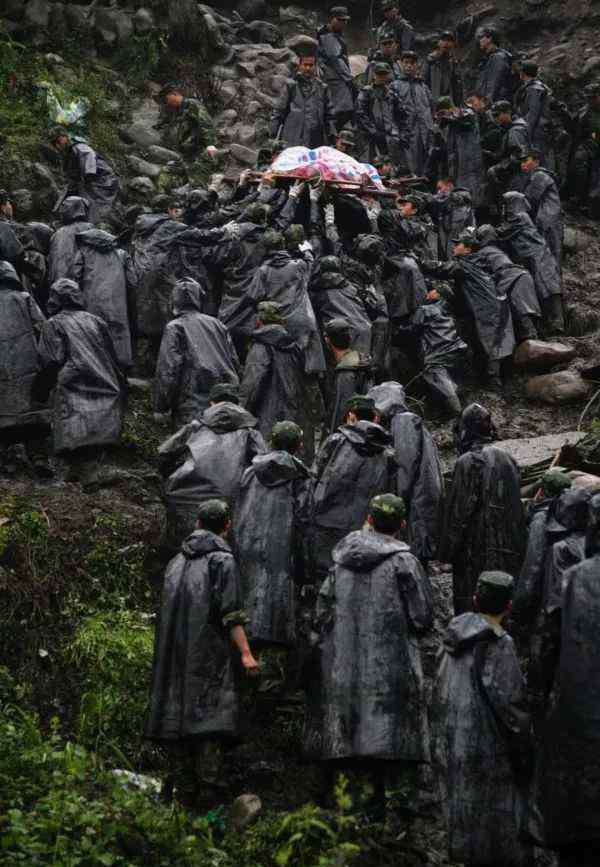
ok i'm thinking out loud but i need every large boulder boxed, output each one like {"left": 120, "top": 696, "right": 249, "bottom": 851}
{"left": 230, "top": 794, "right": 262, "bottom": 831}
{"left": 525, "top": 370, "right": 592, "bottom": 404}
{"left": 236, "top": 0, "right": 266, "bottom": 20}
{"left": 230, "top": 143, "right": 258, "bottom": 166}
{"left": 126, "top": 156, "right": 162, "bottom": 179}
{"left": 243, "top": 21, "right": 282, "bottom": 46}
{"left": 95, "top": 8, "right": 133, "bottom": 47}
{"left": 121, "top": 122, "right": 162, "bottom": 148}
{"left": 134, "top": 8, "right": 155, "bottom": 35}
{"left": 513, "top": 339, "right": 577, "bottom": 372}
{"left": 146, "top": 145, "right": 181, "bottom": 165}
{"left": 24, "top": 0, "right": 51, "bottom": 28}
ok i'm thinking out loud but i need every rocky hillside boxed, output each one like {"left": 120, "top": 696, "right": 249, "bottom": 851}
{"left": 0, "top": 1, "right": 599, "bottom": 865}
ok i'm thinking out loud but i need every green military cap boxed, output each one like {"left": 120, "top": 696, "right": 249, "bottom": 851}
{"left": 476, "top": 570, "right": 514, "bottom": 612}
{"left": 208, "top": 382, "right": 240, "bottom": 404}
{"left": 372, "top": 154, "right": 391, "bottom": 168}
{"left": 329, "top": 5, "right": 351, "bottom": 20}
{"left": 400, "top": 50, "right": 419, "bottom": 61}
{"left": 49, "top": 124, "right": 70, "bottom": 141}
{"left": 0, "top": 189, "right": 10, "bottom": 204}
{"left": 345, "top": 394, "right": 376, "bottom": 414}
{"left": 521, "top": 61, "right": 538, "bottom": 77}
{"left": 325, "top": 317, "right": 352, "bottom": 339}
{"left": 476, "top": 224, "right": 498, "bottom": 245}
{"left": 197, "top": 498, "right": 231, "bottom": 524}
{"left": 369, "top": 493, "right": 407, "bottom": 522}
{"left": 271, "top": 420, "right": 303, "bottom": 451}
{"left": 320, "top": 255, "right": 341, "bottom": 273}
{"left": 452, "top": 228, "right": 480, "bottom": 248}
{"left": 263, "top": 228, "right": 285, "bottom": 250}
{"left": 541, "top": 470, "right": 572, "bottom": 497}
{"left": 337, "top": 127, "right": 356, "bottom": 145}
{"left": 373, "top": 61, "right": 393, "bottom": 75}
{"left": 257, "top": 300, "right": 285, "bottom": 324}
{"left": 245, "top": 202, "right": 270, "bottom": 224}
{"left": 437, "top": 96, "right": 454, "bottom": 111}
{"left": 381, "top": 0, "right": 399, "bottom": 10}
{"left": 491, "top": 99, "right": 512, "bottom": 115}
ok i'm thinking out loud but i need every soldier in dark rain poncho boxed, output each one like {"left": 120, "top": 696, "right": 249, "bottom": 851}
{"left": 519, "top": 150, "right": 563, "bottom": 266}
{"left": 51, "top": 127, "right": 120, "bottom": 225}
{"left": 159, "top": 383, "right": 265, "bottom": 547}
{"left": 423, "top": 31, "right": 462, "bottom": 105}
{"left": 310, "top": 395, "right": 396, "bottom": 580}
{"left": 246, "top": 230, "right": 325, "bottom": 377}
{"left": 270, "top": 51, "right": 336, "bottom": 149}
{"left": 529, "top": 493, "right": 600, "bottom": 867}
{"left": 476, "top": 224, "right": 540, "bottom": 343}
{"left": 304, "top": 494, "right": 433, "bottom": 819}
{"left": 427, "top": 180, "right": 475, "bottom": 260}
{"left": 71, "top": 228, "right": 133, "bottom": 370}
{"left": 0, "top": 261, "right": 47, "bottom": 433}
{"left": 391, "top": 52, "right": 435, "bottom": 176}
{"left": 497, "top": 191, "right": 563, "bottom": 333}
{"left": 309, "top": 255, "right": 372, "bottom": 355}
{"left": 514, "top": 63, "right": 551, "bottom": 162}
{"left": 356, "top": 64, "right": 408, "bottom": 165}
{"left": 0, "top": 192, "right": 23, "bottom": 267}
{"left": 154, "top": 278, "right": 240, "bottom": 428}
{"left": 145, "top": 499, "right": 259, "bottom": 807}
{"left": 316, "top": 7, "right": 355, "bottom": 132}
{"left": 439, "top": 403, "right": 525, "bottom": 614}
{"left": 47, "top": 197, "right": 92, "bottom": 286}
{"left": 368, "top": 382, "right": 443, "bottom": 565}
{"left": 37, "top": 278, "right": 126, "bottom": 454}
{"left": 240, "top": 302, "right": 308, "bottom": 446}
{"left": 434, "top": 101, "right": 485, "bottom": 209}
{"left": 432, "top": 571, "right": 533, "bottom": 867}
{"left": 322, "top": 319, "right": 374, "bottom": 435}
{"left": 476, "top": 28, "right": 513, "bottom": 104}
{"left": 235, "top": 422, "right": 311, "bottom": 649}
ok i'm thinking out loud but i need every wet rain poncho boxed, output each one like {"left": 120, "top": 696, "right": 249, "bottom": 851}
{"left": 63, "top": 138, "right": 120, "bottom": 224}
{"left": 129, "top": 213, "right": 191, "bottom": 340}
{"left": 0, "top": 220, "right": 23, "bottom": 266}
{"left": 47, "top": 197, "right": 92, "bottom": 286}
{"left": 316, "top": 26, "right": 355, "bottom": 116}
{"left": 423, "top": 52, "right": 462, "bottom": 104}
{"left": 512, "top": 499, "right": 554, "bottom": 625}
{"left": 0, "top": 261, "right": 47, "bottom": 430}
{"left": 240, "top": 324, "right": 307, "bottom": 442}
{"left": 311, "top": 421, "right": 396, "bottom": 575}
{"left": 476, "top": 48, "right": 513, "bottom": 103}
{"left": 432, "top": 612, "right": 532, "bottom": 867}
{"left": 340, "top": 241, "right": 389, "bottom": 372}
{"left": 429, "top": 188, "right": 475, "bottom": 260}
{"left": 304, "top": 529, "right": 433, "bottom": 761}
{"left": 529, "top": 495, "right": 600, "bottom": 850}
{"left": 38, "top": 278, "right": 125, "bottom": 453}
{"left": 515, "top": 78, "right": 550, "bottom": 159}
{"left": 145, "top": 529, "right": 247, "bottom": 742}
{"left": 154, "top": 279, "right": 240, "bottom": 427}
{"left": 71, "top": 229, "right": 132, "bottom": 369}
{"left": 439, "top": 405, "right": 525, "bottom": 613}
{"left": 498, "top": 192, "right": 561, "bottom": 300}
{"left": 476, "top": 230, "right": 541, "bottom": 320}
{"left": 247, "top": 250, "right": 325, "bottom": 375}
{"left": 409, "top": 298, "right": 468, "bottom": 411}
{"left": 368, "top": 382, "right": 443, "bottom": 563}
{"left": 161, "top": 402, "right": 265, "bottom": 545}
{"left": 390, "top": 74, "right": 434, "bottom": 176}
{"left": 383, "top": 254, "right": 427, "bottom": 321}
{"left": 235, "top": 450, "right": 311, "bottom": 648}
{"left": 309, "top": 269, "right": 372, "bottom": 354}
{"left": 326, "top": 350, "right": 375, "bottom": 435}
{"left": 209, "top": 221, "right": 266, "bottom": 339}
{"left": 270, "top": 75, "right": 336, "bottom": 149}
{"left": 520, "top": 167, "right": 563, "bottom": 265}
{"left": 438, "top": 109, "right": 485, "bottom": 208}
{"left": 541, "top": 487, "right": 592, "bottom": 615}
{"left": 355, "top": 84, "right": 408, "bottom": 162}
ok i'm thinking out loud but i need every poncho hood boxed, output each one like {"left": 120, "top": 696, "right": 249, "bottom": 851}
{"left": 202, "top": 402, "right": 257, "bottom": 433}
{"left": 443, "top": 612, "right": 504, "bottom": 656}
{"left": 547, "top": 486, "right": 592, "bottom": 534}
{"left": 0, "top": 260, "right": 23, "bottom": 290}
{"left": 59, "top": 196, "right": 89, "bottom": 224}
{"left": 333, "top": 528, "right": 409, "bottom": 572}
{"left": 181, "top": 529, "right": 231, "bottom": 559}
{"left": 48, "top": 277, "right": 85, "bottom": 313}
{"left": 368, "top": 381, "right": 409, "bottom": 419}
{"left": 76, "top": 228, "right": 117, "bottom": 251}
{"left": 252, "top": 450, "right": 309, "bottom": 487}
{"left": 340, "top": 420, "right": 392, "bottom": 454}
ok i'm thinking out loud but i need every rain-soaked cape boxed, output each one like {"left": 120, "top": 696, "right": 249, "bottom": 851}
{"left": 236, "top": 450, "right": 311, "bottom": 648}
{"left": 439, "top": 407, "right": 525, "bottom": 613}
{"left": 47, "top": 196, "right": 92, "bottom": 285}
{"left": 529, "top": 497, "right": 600, "bottom": 848}
{"left": 38, "top": 278, "right": 125, "bottom": 452}
{"left": 368, "top": 382, "right": 443, "bottom": 563}
{"left": 457, "top": 253, "right": 516, "bottom": 360}
{"left": 304, "top": 529, "right": 433, "bottom": 761}
{"left": 498, "top": 193, "right": 561, "bottom": 301}
{"left": 160, "top": 402, "right": 265, "bottom": 546}
{"left": 432, "top": 612, "right": 532, "bottom": 867}
{"left": 154, "top": 279, "right": 240, "bottom": 427}
{"left": 0, "top": 262, "right": 48, "bottom": 430}
{"left": 145, "top": 529, "right": 248, "bottom": 742}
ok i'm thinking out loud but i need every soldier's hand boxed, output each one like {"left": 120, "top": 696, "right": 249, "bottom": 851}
{"left": 289, "top": 180, "right": 305, "bottom": 200}
{"left": 324, "top": 203, "right": 336, "bottom": 226}
{"left": 242, "top": 650, "right": 260, "bottom": 676}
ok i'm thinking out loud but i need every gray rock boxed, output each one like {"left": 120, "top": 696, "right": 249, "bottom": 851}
{"left": 216, "top": 109, "right": 239, "bottom": 126}
{"left": 127, "top": 176, "right": 156, "bottom": 199}
{"left": 146, "top": 145, "right": 181, "bottom": 164}
{"left": 582, "top": 55, "right": 600, "bottom": 77}
{"left": 230, "top": 794, "right": 262, "bottom": 831}
{"left": 236, "top": 0, "right": 267, "bottom": 21}
{"left": 563, "top": 226, "right": 584, "bottom": 253}
{"left": 12, "top": 189, "right": 35, "bottom": 221}
{"left": 220, "top": 81, "right": 239, "bottom": 106}
{"left": 64, "top": 4, "right": 95, "bottom": 33}
{"left": 44, "top": 53, "right": 65, "bottom": 66}
{"left": 24, "top": 0, "right": 50, "bottom": 28}
{"left": 127, "top": 377, "right": 153, "bottom": 394}
{"left": 134, "top": 7, "right": 155, "bottom": 35}
{"left": 2, "top": 0, "right": 24, "bottom": 20}
{"left": 245, "top": 101, "right": 262, "bottom": 119}
{"left": 95, "top": 8, "right": 134, "bottom": 46}
{"left": 244, "top": 21, "right": 281, "bottom": 46}
{"left": 31, "top": 162, "right": 59, "bottom": 196}
{"left": 121, "top": 122, "right": 162, "bottom": 149}
{"left": 235, "top": 124, "right": 256, "bottom": 146}
{"left": 237, "top": 61, "right": 257, "bottom": 78}
{"left": 230, "top": 143, "right": 259, "bottom": 166}
{"left": 126, "top": 156, "right": 162, "bottom": 179}
{"left": 211, "top": 64, "right": 239, "bottom": 81}
{"left": 513, "top": 339, "right": 577, "bottom": 371}
{"left": 268, "top": 73, "right": 292, "bottom": 96}
{"left": 525, "top": 370, "right": 592, "bottom": 404}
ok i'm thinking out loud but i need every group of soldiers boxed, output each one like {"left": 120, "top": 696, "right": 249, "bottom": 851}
{"left": 0, "top": 3, "right": 599, "bottom": 866}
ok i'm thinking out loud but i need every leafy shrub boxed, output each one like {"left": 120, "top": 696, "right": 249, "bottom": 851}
{"left": 66, "top": 610, "right": 154, "bottom": 766}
